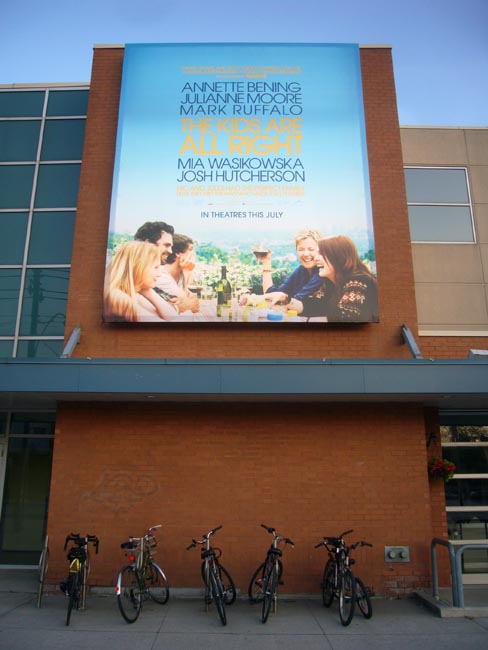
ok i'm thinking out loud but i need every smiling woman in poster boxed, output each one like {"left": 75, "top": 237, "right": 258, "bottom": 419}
{"left": 286, "top": 235, "right": 378, "bottom": 322}
{"left": 103, "top": 240, "right": 180, "bottom": 322}
{"left": 255, "top": 228, "right": 324, "bottom": 302}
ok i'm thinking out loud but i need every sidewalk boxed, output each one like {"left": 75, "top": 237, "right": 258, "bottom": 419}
{"left": 1, "top": 590, "right": 488, "bottom": 650}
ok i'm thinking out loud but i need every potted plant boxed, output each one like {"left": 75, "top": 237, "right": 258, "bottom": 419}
{"left": 428, "top": 457, "right": 456, "bottom": 483}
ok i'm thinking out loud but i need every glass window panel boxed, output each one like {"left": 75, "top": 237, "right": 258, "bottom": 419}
{"left": 34, "top": 164, "right": 81, "bottom": 208}
{"left": 405, "top": 168, "right": 469, "bottom": 204}
{"left": 41, "top": 119, "right": 85, "bottom": 161}
{"left": 0, "top": 212, "right": 29, "bottom": 264}
{"left": 0, "top": 437, "right": 53, "bottom": 563}
{"left": 46, "top": 90, "right": 88, "bottom": 116}
{"left": 445, "top": 479, "right": 488, "bottom": 507}
{"left": 0, "top": 269, "right": 21, "bottom": 335}
{"left": 408, "top": 205, "right": 474, "bottom": 242}
{"left": 28, "top": 211, "right": 75, "bottom": 265}
{"left": 10, "top": 412, "right": 55, "bottom": 436}
{"left": 0, "top": 91, "right": 45, "bottom": 118}
{"left": 448, "top": 512, "right": 488, "bottom": 537}
{"left": 443, "top": 447, "right": 488, "bottom": 474}
{"left": 441, "top": 424, "right": 488, "bottom": 443}
{"left": 16, "top": 339, "right": 64, "bottom": 359}
{"left": 19, "top": 268, "right": 69, "bottom": 336}
{"left": 0, "top": 341, "right": 14, "bottom": 358}
{"left": 0, "top": 165, "right": 35, "bottom": 209}
{"left": 0, "top": 121, "right": 41, "bottom": 162}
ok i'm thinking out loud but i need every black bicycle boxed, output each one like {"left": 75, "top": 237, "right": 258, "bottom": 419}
{"left": 116, "top": 524, "right": 170, "bottom": 624}
{"left": 248, "top": 524, "right": 294, "bottom": 623}
{"left": 315, "top": 529, "right": 372, "bottom": 625}
{"left": 60, "top": 533, "right": 99, "bottom": 626}
{"left": 187, "top": 525, "right": 236, "bottom": 626}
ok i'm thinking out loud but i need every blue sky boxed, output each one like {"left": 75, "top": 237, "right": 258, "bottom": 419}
{"left": 1, "top": 0, "right": 486, "bottom": 126}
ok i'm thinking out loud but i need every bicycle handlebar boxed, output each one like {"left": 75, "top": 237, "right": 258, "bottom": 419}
{"left": 64, "top": 533, "right": 99, "bottom": 553}
{"left": 260, "top": 524, "right": 294, "bottom": 547}
{"left": 350, "top": 540, "right": 373, "bottom": 550}
{"left": 186, "top": 525, "right": 223, "bottom": 551}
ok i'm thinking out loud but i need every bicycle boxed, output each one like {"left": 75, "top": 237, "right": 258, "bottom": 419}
{"left": 116, "top": 524, "right": 170, "bottom": 624}
{"left": 36, "top": 534, "right": 49, "bottom": 609}
{"left": 315, "top": 529, "right": 372, "bottom": 625}
{"left": 248, "top": 524, "right": 295, "bottom": 623}
{"left": 186, "top": 525, "right": 236, "bottom": 626}
{"left": 60, "top": 533, "right": 99, "bottom": 626}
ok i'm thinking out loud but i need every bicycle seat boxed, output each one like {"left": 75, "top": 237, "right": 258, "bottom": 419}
{"left": 121, "top": 541, "right": 138, "bottom": 550}
{"left": 201, "top": 549, "right": 215, "bottom": 559}
{"left": 268, "top": 547, "right": 283, "bottom": 557}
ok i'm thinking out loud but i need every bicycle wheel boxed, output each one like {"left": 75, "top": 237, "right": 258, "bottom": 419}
{"left": 248, "top": 561, "right": 266, "bottom": 603}
{"left": 355, "top": 577, "right": 372, "bottom": 618}
{"left": 261, "top": 564, "right": 277, "bottom": 624}
{"left": 117, "top": 566, "right": 142, "bottom": 624}
{"left": 322, "top": 560, "right": 335, "bottom": 607}
{"left": 37, "top": 537, "right": 49, "bottom": 609}
{"left": 145, "top": 561, "right": 169, "bottom": 604}
{"left": 339, "top": 568, "right": 356, "bottom": 626}
{"left": 209, "top": 565, "right": 227, "bottom": 626}
{"left": 66, "top": 572, "right": 80, "bottom": 626}
{"left": 217, "top": 562, "right": 236, "bottom": 605}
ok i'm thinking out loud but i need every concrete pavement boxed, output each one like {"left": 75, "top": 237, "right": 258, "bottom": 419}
{"left": 1, "top": 590, "right": 488, "bottom": 650}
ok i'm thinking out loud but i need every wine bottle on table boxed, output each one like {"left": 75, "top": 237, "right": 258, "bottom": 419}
{"left": 216, "top": 265, "right": 232, "bottom": 317}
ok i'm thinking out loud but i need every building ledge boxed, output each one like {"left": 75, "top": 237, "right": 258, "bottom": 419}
{"left": 1, "top": 357, "right": 488, "bottom": 409}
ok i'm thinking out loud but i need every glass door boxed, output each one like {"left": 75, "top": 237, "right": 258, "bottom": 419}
{"left": 0, "top": 413, "right": 54, "bottom": 565}
{"left": 441, "top": 413, "right": 488, "bottom": 584}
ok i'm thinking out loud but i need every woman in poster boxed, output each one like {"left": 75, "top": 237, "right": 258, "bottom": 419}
{"left": 104, "top": 240, "right": 180, "bottom": 322}
{"left": 286, "top": 235, "right": 378, "bottom": 322}
{"left": 255, "top": 228, "right": 324, "bottom": 302}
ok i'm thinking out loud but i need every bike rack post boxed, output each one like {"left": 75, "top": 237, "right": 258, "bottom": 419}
{"left": 431, "top": 538, "right": 459, "bottom": 606}
{"left": 454, "top": 543, "right": 488, "bottom": 608}
{"left": 431, "top": 538, "right": 488, "bottom": 608}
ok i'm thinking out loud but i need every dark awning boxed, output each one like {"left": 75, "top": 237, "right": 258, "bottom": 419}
{"left": 1, "top": 357, "right": 487, "bottom": 410}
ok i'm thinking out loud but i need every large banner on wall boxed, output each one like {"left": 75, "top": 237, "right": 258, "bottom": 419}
{"left": 103, "top": 43, "right": 378, "bottom": 324}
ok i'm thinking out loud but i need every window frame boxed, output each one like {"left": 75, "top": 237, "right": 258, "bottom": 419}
{"left": 405, "top": 166, "right": 476, "bottom": 244}
{"left": 0, "top": 86, "right": 88, "bottom": 358}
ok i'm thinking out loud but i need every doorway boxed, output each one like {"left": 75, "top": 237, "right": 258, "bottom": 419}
{"left": 0, "top": 413, "right": 54, "bottom": 565}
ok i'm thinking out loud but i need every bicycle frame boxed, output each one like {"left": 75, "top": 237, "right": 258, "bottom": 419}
{"left": 315, "top": 529, "right": 372, "bottom": 625}
{"left": 187, "top": 525, "right": 233, "bottom": 626}
{"left": 116, "top": 524, "right": 169, "bottom": 624}
{"left": 249, "top": 524, "right": 294, "bottom": 622}
{"left": 62, "top": 533, "right": 99, "bottom": 625}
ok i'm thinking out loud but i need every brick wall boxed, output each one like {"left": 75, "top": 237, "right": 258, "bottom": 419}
{"left": 47, "top": 402, "right": 434, "bottom": 596}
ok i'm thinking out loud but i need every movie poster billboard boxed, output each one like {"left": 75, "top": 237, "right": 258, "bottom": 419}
{"left": 103, "top": 43, "right": 378, "bottom": 324}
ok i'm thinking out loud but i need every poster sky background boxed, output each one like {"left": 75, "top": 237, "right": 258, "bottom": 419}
{"left": 110, "top": 44, "right": 374, "bottom": 254}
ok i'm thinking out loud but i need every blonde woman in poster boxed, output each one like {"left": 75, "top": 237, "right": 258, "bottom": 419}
{"left": 103, "top": 240, "right": 180, "bottom": 322}
{"left": 286, "top": 235, "right": 378, "bottom": 322}
{"left": 252, "top": 228, "right": 324, "bottom": 304}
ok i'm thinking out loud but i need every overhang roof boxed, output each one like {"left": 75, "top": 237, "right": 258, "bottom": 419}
{"left": 1, "top": 357, "right": 487, "bottom": 410}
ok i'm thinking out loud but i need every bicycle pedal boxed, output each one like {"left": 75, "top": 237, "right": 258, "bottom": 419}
{"left": 205, "top": 596, "right": 213, "bottom": 604}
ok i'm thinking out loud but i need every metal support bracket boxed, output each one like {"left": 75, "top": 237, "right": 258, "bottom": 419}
{"left": 401, "top": 324, "right": 423, "bottom": 359}
{"left": 61, "top": 324, "right": 81, "bottom": 358}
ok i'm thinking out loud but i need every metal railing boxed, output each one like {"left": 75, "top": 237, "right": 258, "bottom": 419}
{"left": 431, "top": 538, "right": 488, "bottom": 607}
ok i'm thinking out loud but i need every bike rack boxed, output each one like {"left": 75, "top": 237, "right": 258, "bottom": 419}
{"left": 431, "top": 538, "right": 488, "bottom": 607}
